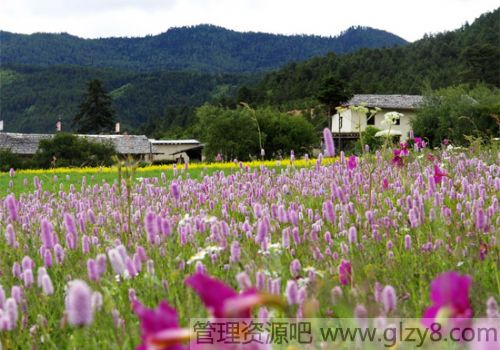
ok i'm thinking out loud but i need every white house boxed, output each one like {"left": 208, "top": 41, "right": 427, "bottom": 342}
{"left": 149, "top": 139, "right": 204, "bottom": 163}
{"left": 331, "top": 94, "right": 424, "bottom": 143}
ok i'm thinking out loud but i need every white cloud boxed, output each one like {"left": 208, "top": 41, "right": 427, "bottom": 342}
{"left": 0, "top": 0, "right": 497, "bottom": 41}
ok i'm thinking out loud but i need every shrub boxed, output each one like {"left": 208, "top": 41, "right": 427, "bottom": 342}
{"left": 355, "top": 126, "right": 384, "bottom": 154}
{"left": 412, "top": 84, "right": 500, "bottom": 147}
{"left": 35, "top": 133, "right": 116, "bottom": 168}
{"left": 0, "top": 148, "right": 27, "bottom": 171}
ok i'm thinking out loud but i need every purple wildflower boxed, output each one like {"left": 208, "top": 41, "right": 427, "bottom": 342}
{"left": 66, "top": 280, "right": 93, "bottom": 326}
{"left": 323, "top": 128, "right": 335, "bottom": 157}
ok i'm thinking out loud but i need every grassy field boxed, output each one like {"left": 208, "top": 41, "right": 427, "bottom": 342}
{"left": 0, "top": 158, "right": 327, "bottom": 196}
{"left": 0, "top": 151, "right": 498, "bottom": 349}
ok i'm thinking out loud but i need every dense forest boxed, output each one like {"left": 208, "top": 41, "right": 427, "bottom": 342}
{"left": 0, "top": 65, "right": 253, "bottom": 133}
{"left": 0, "top": 25, "right": 407, "bottom": 73}
{"left": 239, "top": 8, "right": 500, "bottom": 109}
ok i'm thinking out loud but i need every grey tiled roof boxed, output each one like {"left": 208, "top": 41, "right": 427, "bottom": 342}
{"left": 0, "top": 133, "right": 51, "bottom": 154}
{"left": 0, "top": 133, "right": 151, "bottom": 155}
{"left": 82, "top": 134, "right": 151, "bottom": 155}
{"left": 348, "top": 94, "right": 424, "bottom": 109}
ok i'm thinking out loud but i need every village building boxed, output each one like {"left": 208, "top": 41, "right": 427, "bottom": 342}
{"left": 149, "top": 139, "right": 203, "bottom": 163}
{"left": 0, "top": 132, "right": 204, "bottom": 163}
{"left": 0, "top": 133, "right": 152, "bottom": 160}
{"left": 331, "top": 94, "right": 424, "bottom": 149}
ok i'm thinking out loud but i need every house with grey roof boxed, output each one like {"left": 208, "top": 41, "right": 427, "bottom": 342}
{"left": 0, "top": 133, "right": 152, "bottom": 160}
{"left": 331, "top": 94, "right": 424, "bottom": 146}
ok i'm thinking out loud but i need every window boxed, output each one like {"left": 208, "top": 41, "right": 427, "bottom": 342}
{"left": 366, "top": 113, "right": 375, "bottom": 125}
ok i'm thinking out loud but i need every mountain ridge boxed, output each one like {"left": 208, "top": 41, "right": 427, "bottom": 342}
{"left": 0, "top": 24, "right": 408, "bottom": 73}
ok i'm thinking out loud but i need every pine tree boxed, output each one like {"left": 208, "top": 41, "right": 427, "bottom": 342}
{"left": 73, "top": 79, "right": 115, "bottom": 134}
{"left": 317, "top": 75, "right": 352, "bottom": 128}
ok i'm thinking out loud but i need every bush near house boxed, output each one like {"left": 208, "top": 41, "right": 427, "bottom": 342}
{"left": 0, "top": 149, "right": 33, "bottom": 171}
{"left": 412, "top": 84, "right": 500, "bottom": 147}
{"left": 35, "top": 133, "right": 117, "bottom": 168}
{"left": 355, "top": 126, "right": 384, "bottom": 154}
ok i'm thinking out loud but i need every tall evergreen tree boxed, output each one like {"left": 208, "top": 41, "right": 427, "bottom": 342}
{"left": 73, "top": 79, "right": 115, "bottom": 134}
{"left": 317, "top": 75, "right": 352, "bottom": 128}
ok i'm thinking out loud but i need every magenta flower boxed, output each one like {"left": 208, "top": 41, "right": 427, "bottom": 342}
{"left": 399, "top": 142, "right": 409, "bottom": 156}
{"left": 433, "top": 164, "right": 448, "bottom": 184}
{"left": 338, "top": 259, "right": 352, "bottom": 286}
{"left": 133, "top": 300, "right": 190, "bottom": 350}
{"left": 185, "top": 272, "right": 282, "bottom": 319}
{"left": 414, "top": 137, "right": 424, "bottom": 149}
{"left": 347, "top": 155, "right": 357, "bottom": 170}
{"left": 391, "top": 149, "right": 404, "bottom": 167}
{"left": 422, "top": 271, "right": 473, "bottom": 327}
{"left": 382, "top": 177, "right": 389, "bottom": 190}
{"left": 170, "top": 182, "right": 180, "bottom": 201}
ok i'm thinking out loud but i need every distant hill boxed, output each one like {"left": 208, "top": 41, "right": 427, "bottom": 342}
{"left": 0, "top": 25, "right": 408, "bottom": 73}
{"left": 0, "top": 65, "right": 252, "bottom": 133}
{"left": 241, "top": 8, "right": 500, "bottom": 107}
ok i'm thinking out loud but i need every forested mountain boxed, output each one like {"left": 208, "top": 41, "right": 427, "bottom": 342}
{"left": 0, "top": 25, "right": 407, "bottom": 73}
{"left": 240, "top": 8, "right": 500, "bottom": 108}
{"left": 0, "top": 9, "right": 498, "bottom": 135}
{"left": 0, "top": 65, "right": 252, "bottom": 133}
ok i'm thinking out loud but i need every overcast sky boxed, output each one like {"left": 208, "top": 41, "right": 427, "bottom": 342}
{"left": 0, "top": 0, "right": 498, "bottom": 42}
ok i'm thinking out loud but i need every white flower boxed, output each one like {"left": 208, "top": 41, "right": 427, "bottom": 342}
{"left": 351, "top": 105, "right": 369, "bottom": 114}
{"left": 258, "top": 242, "right": 282, "bottom": 256}
{"left": 186, "top": 246, "right": 224, "bottom": 265}
{"left": 303, "top": 266, "right": 325, "bottom": 278}
{"left": 202, "top": 215, "right": 217, "bottom": 224}
{"left": 187, "top": 251, "right": 207, "bottom": 265}
{"left": 178, "top": 214, "right": 191, "bottom": 226}
{"left": 204, "top": 245, "right": 224, "bottom": 254}
{"left": 383, "top": 111, "right": 403, "bottom": 126}
{"left": 297, "top": 277, "right": 311, "bottom": 288}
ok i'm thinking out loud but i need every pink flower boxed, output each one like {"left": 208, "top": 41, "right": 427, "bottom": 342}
{"left": 66, "top": 280, "right": 93, "bottom": 326}
{"left": 170, "top": 182, "right": 180, "bottom": 201}
{"left": 382, "top": 178, "right": 389, "bottom": 190}
{"left": 392, "top": 150, "right": 404, "bottom": 167}
{"left": 433, "top": 164, "right": 448, "bottom": 184}
{"left": 469, "top": 318, "right": 500, "bottom": 350}
{"left": 413, "top": 137, "right": 424, "bottom": 149}
{"left": 382, "top": 285, "right": 397, "bottom": 313}
{"left": 323, "top": 128, "right": 335, "bottom": 157}
{"left": 185, "top": 273, "right": 283, "bottom": 319}
{"left": 422, "top": 271, "right": 473, "bottom": 328}
{"left": 338, "top": 259, "right": 352, "bottom": 286}
{"left": 399, "top": 143, "right": 409, "bottom": 156}
{"left": 347, "top": 156, "right": 357, "bottom": 170}
{"left": 133, "top": 300, "right": 189, "bottom": 350}
{"left": 5, "top": 194, "right": 18, "bottom": 222}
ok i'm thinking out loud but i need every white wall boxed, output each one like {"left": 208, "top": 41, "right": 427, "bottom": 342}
{"left": 331, "top": 109, "right": 354, "bottom": 132}
{"left": 332, "top": 109, "right": 417, "bottom": 141}
{"left": 152, "top": 144, "right": 191, "bottom": 162}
